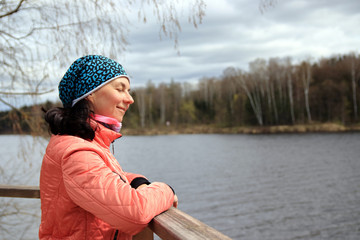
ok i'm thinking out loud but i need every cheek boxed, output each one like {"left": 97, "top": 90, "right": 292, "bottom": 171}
{"left": 111, "top": 95, "right": 123, "bottom": 105}
{"left": 93, "top": 97, "right": 111, "bottom": 114}
{"left": 92, "top": 92, "right": 123, "bottom": 114}
{"left": 112, "top": 93, "right": 126, "bottom": 103}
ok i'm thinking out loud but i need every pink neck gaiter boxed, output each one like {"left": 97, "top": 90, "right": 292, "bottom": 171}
{"left": 93, "top": 114, "right": 122, "bottom": 133}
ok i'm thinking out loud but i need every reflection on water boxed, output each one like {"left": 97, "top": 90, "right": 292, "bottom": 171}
{"left": 1, "top": 133, "right": 360, "bottom": 239}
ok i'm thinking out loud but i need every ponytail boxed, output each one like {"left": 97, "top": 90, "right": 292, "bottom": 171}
{"left": 44, "top": 99, "right": 95, "bottom": 140}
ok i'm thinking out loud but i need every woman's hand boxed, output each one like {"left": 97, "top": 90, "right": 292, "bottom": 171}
{"left": 173, "top": 194, "right": 178, "bottom": 208}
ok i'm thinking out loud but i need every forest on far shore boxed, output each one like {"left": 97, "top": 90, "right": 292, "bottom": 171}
{"left": 1, "top": 53, "right": 360, "bottom": 135}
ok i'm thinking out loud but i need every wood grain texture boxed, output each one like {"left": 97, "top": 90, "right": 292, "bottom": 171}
{"left": 149, "top": 207, "right": 232, "bottom": 240}
{"left": 0, "top": 185, "right": 40, "bottom": 198}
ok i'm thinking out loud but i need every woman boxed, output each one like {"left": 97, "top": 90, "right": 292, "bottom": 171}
{"left": 39, "top": 55, "right": 177, "bottom": 240}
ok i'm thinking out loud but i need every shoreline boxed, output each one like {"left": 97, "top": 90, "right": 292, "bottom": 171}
{"left": 121, "top": 123, "right": 360, "bottom": 136}
{"left": 1, "top": 123, "right": 360, "bottom": 136}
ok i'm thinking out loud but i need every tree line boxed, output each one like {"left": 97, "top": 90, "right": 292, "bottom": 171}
{"left": 125, "top": 53, "right": 360, "bottom": 128}
{"left": 0, "top": 53, "right": 359, "bottom": 134}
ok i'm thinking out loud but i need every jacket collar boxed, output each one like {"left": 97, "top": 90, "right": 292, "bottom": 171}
{"left": 90, "top": 119, "right": 122, "bottom": 147}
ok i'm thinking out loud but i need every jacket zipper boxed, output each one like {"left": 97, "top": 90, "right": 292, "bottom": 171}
{"left": 113, "top": 171, "right": 126, "bottom": 183}
{"left": 113, "top": 229, "right": 119, "bottom": 240}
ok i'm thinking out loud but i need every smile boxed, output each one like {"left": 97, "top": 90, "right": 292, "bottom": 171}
{"left": 117, "top": 107, "right": 126, "bottom": 112}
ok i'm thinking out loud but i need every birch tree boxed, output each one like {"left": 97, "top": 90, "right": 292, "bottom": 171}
{"left": 285, "top": 57, "right": 295, "bottom": 124}
{"left": 240, "top": 74, "right": 263, "bottom": 126}
{"left": 268, "top": 58, "right": 280, "bottom": 124}
{"left": 300, "top": 61, "right": 312, "bottom": 122}
{"left": 146, "top": 80, "right": 156, "bottom": 127}
{"left": 349, "top": 53, "right": 360, "bottom": 121}
{"left": 237, "top": 62, "right": 264, "bottom": 126}
{"left": 243, "top": 59, "right": 267, "bottom": 125}
{"left": 158, "top": 83, "right": 167, "bottom": 125}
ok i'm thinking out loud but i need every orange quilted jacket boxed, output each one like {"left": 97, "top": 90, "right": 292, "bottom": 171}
{"left": 39, "top": 122, "right": 174, "bottom": 240}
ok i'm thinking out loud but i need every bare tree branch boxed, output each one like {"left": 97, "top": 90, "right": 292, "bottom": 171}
{"left": 259, "top": 0, "right": 278, "bottom": 14}
{"left": 0, "top": 89, "right": 54, "bottom": 96}
{"left": 0, "top": 96, "right": 19, "bottom": 111}
{"left": 0, "top": 0, "right": 26, "bottom": 19}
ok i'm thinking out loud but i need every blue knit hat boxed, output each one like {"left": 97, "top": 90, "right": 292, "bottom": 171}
{"left": 59, "top": 55, "right": 129, "bottom": 108}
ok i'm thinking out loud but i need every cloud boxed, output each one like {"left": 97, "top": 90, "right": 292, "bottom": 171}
{"left": 122, "top": 0, "right": 359, "bottom": 88}
{"left": 3, "top": 0, "right": 359, "bottom": 110}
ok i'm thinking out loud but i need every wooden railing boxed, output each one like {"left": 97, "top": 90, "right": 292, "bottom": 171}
{"left": 0, "top": 185, "right": 232, "bottom": 240}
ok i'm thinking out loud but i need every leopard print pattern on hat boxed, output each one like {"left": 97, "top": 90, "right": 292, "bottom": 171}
{"left": 59, "top": 55, "right": 128, "bottom": 108}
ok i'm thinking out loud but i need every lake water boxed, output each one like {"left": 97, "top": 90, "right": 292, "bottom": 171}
{"left": 0, "top": 133, "right": 360, "bottom": 239}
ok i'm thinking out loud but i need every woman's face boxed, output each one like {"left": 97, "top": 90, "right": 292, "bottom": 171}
{"left": 87, "top": 77, "right": 134, "bottom": 122}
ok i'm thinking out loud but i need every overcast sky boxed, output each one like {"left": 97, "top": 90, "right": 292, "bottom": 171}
{"left": 121, "top": 0, "right": 360, "bottom": 88}
{"left": 2, "top": 0, "right": 360, "bottom": 109}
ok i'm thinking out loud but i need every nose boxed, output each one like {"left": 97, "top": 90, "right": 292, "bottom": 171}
{"left": 125, "top": 91, "right": 134, "bottom": 104}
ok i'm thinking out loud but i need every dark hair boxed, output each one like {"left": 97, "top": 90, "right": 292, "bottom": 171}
{"left": 44, "top": 99, "right": 96, "bottom": 140}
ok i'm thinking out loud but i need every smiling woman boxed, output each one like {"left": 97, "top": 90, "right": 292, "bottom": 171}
{"left": 87, "top": 77, "right": 134, "bottom": 123}
{"left": 40, "top": 55, "right": 177, "bottom": 240}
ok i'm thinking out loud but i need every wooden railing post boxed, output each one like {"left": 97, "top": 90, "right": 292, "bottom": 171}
{"left": 133, "top": 227, "right": 154, "bottom": 240}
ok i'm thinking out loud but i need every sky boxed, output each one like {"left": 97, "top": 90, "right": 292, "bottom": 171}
{"left": 2, "top": 0, "right": 360, "bottom": 108}
{"left": 121, "top": 0, "right": 360, "bottom": 88}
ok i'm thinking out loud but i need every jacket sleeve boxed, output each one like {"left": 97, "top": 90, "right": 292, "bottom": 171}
{"left": 61, "top": 145, "right": 174, "bottom": 236}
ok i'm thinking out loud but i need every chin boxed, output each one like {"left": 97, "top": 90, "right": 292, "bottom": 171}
{"left": 116, "top": 116, "right": 123, "bottom": 122}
